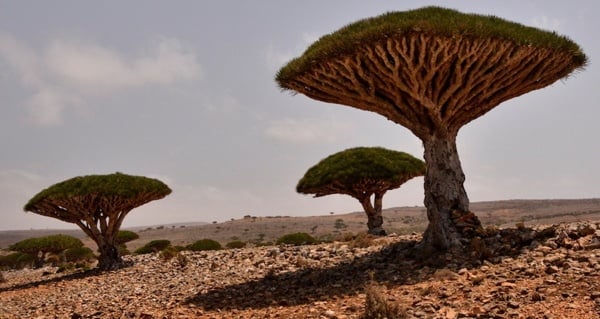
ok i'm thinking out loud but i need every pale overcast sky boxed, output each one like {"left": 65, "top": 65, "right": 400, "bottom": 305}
{"left": 0, "top": 1, "right": 598, "bottom": 230}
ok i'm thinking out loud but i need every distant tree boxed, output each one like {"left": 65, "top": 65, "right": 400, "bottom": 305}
{"left": 297, "top": 147, "right": 425, "bottom": 235}
{"left": 9, "top": 234, "right": 83, "bottom": 268}
{"left": 23, "top": 172, "right": 172, "bottom": 270}
{"left": 276, "top": 6, "right": 587, "bottom": 250}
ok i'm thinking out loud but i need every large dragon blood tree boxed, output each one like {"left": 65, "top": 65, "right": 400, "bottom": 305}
{"left": 276, "top": 7, "right": 587, "bottom": 250}
{"left": 24, "top": 172, "right": 171, "bottom": 270}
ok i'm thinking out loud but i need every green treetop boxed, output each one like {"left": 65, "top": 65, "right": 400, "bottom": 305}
{"left": 298, "top": 147, "right": 425, "bottom": 235}
{"left": 24, "top": 172, "right": 171, "bottom": 270}
{"left": 276, "top": 6, "right": 587, "bottom": 250}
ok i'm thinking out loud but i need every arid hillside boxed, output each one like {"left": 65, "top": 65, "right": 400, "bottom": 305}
{"left": 2, "top": 220, "right": 600, "bottom": 318}
{"left": 2, "top": 198, "right": 599, "bottom": 251}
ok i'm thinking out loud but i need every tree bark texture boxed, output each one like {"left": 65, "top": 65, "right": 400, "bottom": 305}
{"left": 359, "top": 193, "right": 386, "bottom": 236}
{"left": 281, "top": 35, "right": 579, "bottom": 141}
{"left": 421, "top": 133, "right": 481, "bottom": 250}
{"left": 279, "top": 31, "right": 584, "bottom": 252}
{"left": 96, "top": 239, "right": 121, "bottom": 270}
{"left": 26, "top": 194, "right": 158, "bottom": 270}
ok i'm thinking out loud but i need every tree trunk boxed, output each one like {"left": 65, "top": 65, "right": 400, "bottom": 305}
{"left": 96, "top": 239, "right": 121, "bottom": 271}
{"left": 76, "top": 219, "right": 123, "bottom": 270}
{"left": 421, "top": 132, "right": 482, "bottom": 251}
{"left": 359, "top": 195, "right": 387, "bottom": 236}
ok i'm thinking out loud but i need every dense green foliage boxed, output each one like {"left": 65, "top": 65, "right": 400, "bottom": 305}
{"left": 24, "top": 172, "right": 172, "bottom": 211}
{"left": 9, "top": 234, "right": 83, "bottom": 256}
{"left": 116, "top": 230, "right": 140, "bottom": 244}
{"left": 116, "top": 230, "right": 140, "bottom": 255}
{"left": 186, "top": 239, "right": 222, "bottom": 251}
{"left": 22, "top": 173, "right": 172, "bottom": 270}
{"left": 8, "top": 234, "right": 84, "bottom": 268}
{"left": 134, "top": 239, "right": 172, "bottom": 254}
{"left": 276, "top": 232, "right": 318, "bottom": 246}
{"left": 63, "top": 247, "right": 95, "bottom": 263}
{"left": 0, "top": 252, "right": 35, "bottom": 270}
{"left": 225, "top": 240, "right": 247, "bottom": 249}
{"left": 276, "top": 6, "right": 587, "bottom": 83}
{"left": 297, "top": 147, "right": 425, "bottom": 193}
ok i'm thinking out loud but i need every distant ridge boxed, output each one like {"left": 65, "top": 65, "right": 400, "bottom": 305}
{"left": 1, "top": 198, "right": 599, "bottom": 250}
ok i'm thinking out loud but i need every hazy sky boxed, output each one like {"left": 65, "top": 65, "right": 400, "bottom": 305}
{"left": 0, "top": 1, "right": 598, "bottom": 230}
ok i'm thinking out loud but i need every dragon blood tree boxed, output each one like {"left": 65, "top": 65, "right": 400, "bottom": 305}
{"left": 297, "top": 147, "right": 425, "bottom": 235}
{"left": 24, "top": 172, "right": 171, "bottom": 270}
{"left": 276, "top": 7, "right": 587, "bottom": 250}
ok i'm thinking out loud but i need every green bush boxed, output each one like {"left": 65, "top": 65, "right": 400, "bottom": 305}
{"left": 116, "top": 230, "right": 139, "bottom": 244}
{"left": 134, "top": 239, "right": 171, "bottom": 254}
{"left": 0, "top": 252, "right": 35, "bottom": 270}
{"left": 118, "top": 244, "right": 130, "bottom": 256}
{"left": 186, "top": 239, "right": 222, "bottom": 251}
{"left": 63, "top": 247, "right": 95, "bottom": 263}
{"left": 10, "top": 234, "right": 83, "bottom": 255}
{"left": 9, "top": 234, "right": 84, "bottom": 268}
{"left": 225, "top": 240, "right": 246, "bottom": 249}
{"left": 276, "top": 232, "right": 317, "bottom": 246}
{"left": 116, "top": 230, "right": 139, "bottom": 256}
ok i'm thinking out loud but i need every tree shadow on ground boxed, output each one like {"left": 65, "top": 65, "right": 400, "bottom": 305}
{"left": 0, "top": 261, "right": 133, "bottom": 293}
{"left": 184, "top": 240, "right": 414, "bottom": 310}
{"left": 184, "top": 225, "right": 560, "bottom": 311}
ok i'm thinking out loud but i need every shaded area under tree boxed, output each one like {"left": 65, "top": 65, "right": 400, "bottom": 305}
{"left": 184, "top": 225, "right": 562, "bottom": 311}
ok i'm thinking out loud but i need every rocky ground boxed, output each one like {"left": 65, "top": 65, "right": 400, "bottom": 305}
{"left": 1, "top": 222, "right": 600, "bottom": 319}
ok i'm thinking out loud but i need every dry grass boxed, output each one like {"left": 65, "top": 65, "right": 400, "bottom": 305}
{"left": 360, "top": 281, "right": 408, "bottom": 319}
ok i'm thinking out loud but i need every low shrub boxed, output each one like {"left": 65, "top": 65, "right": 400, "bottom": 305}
{"left": 159, "top": 246, "right": 180, "bottom": 261}
{"left": 349, "top": 232, "right": 376, "bottom": 248}
{"left": 0, "top": 252, "right": 35, "bottom": 270}
{"left": 186, "top": 239, "right": 222, "bottom": 251}
{"left": 63, "top": 247, "right": 95, "bottom": 263}
{"left": 276, "top": 232, "right": 317, "bottom": 246}
{"left": 116, "top": 230, "right": 139, "bottom": 244}
{"left": 134, "top": 239, "right": 171, "bottom": 254}
{"left": 9, "top": 234, "right": 83, "bottom": 268}
{"left": 225, "top": 240, "right": 246, "bottom": 249}
{"left": 118, "top": 244, "right": 130, "bottom": 256}
{"left": 360, "top": 282, "right": 407, "bottom": 319}
{"left": 0, "top": 271, "right": 5, "bottom": 282}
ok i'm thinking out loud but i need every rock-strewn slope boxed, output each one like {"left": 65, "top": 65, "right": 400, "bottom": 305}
{"left": 1, "top": 222, "right": 600, "bottom": 319}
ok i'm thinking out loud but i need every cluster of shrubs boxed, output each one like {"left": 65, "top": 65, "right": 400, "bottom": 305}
{"left": 1, "top": 228, "right": 388, "bottom": 318}
{"left": 0, "top": 234, "right": 95, "bottom": 271}
{"left": 1, "top": 227, "right": 379, "bottom": 272}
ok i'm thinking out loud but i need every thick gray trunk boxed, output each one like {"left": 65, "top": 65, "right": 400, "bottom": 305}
{"left": 96, "top": 239, "right": 121, "bottom": 271}
{"left": 421, "top": 133, "right": 481, "bottom": 250}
